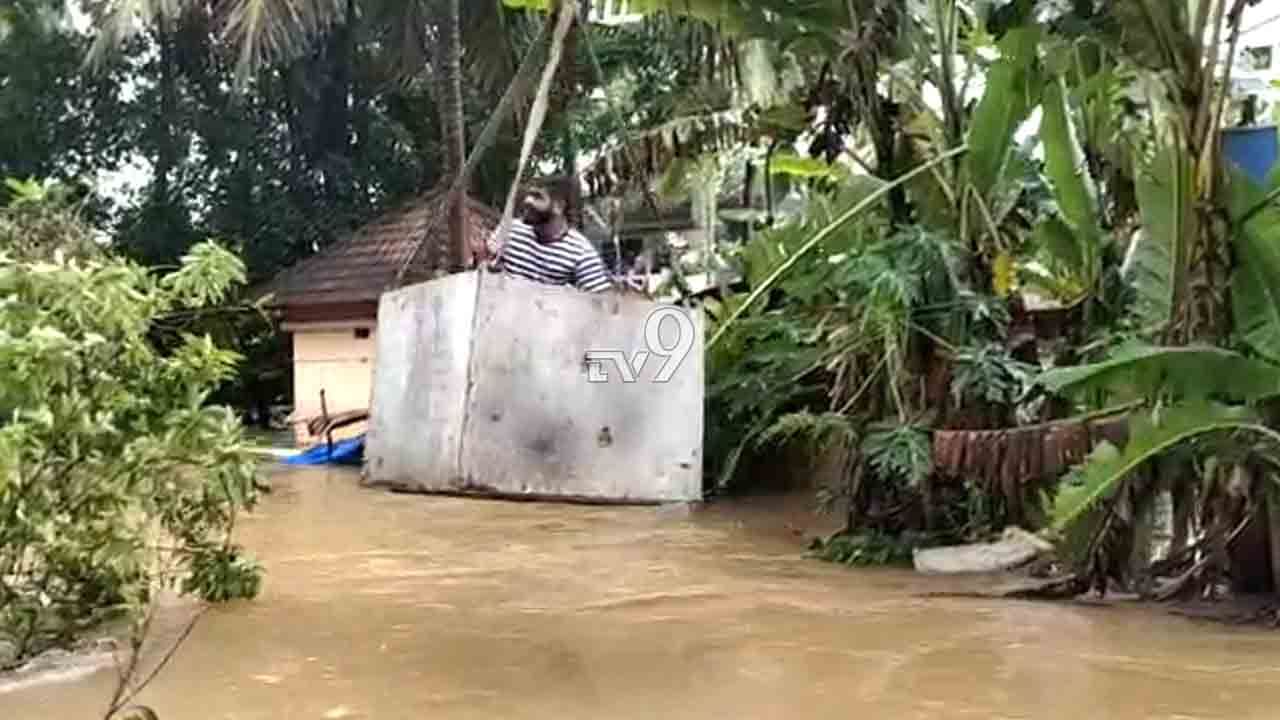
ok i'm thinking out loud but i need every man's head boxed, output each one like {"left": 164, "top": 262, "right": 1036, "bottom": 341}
{"left": 520, "top": 175, "right": 578, "bottom": 228}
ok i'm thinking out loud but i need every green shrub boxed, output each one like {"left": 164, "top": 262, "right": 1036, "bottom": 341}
{"left": 0, "top": 194, "right": 263, "bottom": 669}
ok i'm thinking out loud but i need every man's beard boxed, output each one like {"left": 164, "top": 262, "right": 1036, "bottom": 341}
{"left": 521, "top": 205, "right": 553, "bottom": 228}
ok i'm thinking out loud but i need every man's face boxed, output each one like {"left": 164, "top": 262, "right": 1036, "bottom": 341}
{"left": 520, "top": 186, "right": 558, "bottom": 226}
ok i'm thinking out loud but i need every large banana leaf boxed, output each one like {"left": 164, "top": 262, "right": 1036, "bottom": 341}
{"left": 1034, "top": 216, "right": 1084, "bottom": 279}
{"left": 1038, "top": 76, "right": 1102, "bottom": 287}
{"left": 963, "top": 25, "right": 1042, "bottom": 199}
{"left": 1128, "top": 143, "right": 1194, "bottom": 331}
{"left": 1035, "top": 343, "right": 1280, "bottom": 404}
{"left": 1232, "top": 221, "right": 1280, "bottom": 366}
{"left": 897, "top": 109, "right": 957, "bottom": 233}
{"left": 1050, "top": 402, "right": 1277, "bottom": 535}
{"left": 1229, "top": 170, "right": 1280, "bottom": 364}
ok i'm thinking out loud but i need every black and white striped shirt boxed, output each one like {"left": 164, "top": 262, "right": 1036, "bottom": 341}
{"left": 487, "top": 219, "right": 612, "bottom": 293}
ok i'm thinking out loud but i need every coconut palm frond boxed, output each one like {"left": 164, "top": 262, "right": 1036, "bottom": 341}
{"left": 215, "top": 0, "right": 347, "bottom": 87}
{"left": 86, "top": 0, "right": 185, "bottom": 71}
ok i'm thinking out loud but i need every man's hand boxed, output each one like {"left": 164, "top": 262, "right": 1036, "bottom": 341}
{"left": 470, "top": 234, "right": 490, "bottom": 265}
{"left": 474, "top": 228, "right": 505, "bottom": 268}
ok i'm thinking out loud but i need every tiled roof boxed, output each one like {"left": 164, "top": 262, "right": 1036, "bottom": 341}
{"left": 259, "top": 190, "right": 501, "bottom": 308}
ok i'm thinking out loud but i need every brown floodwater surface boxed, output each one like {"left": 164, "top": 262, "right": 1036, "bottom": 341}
{"left": 6, "top": 466, "right": 1280, "bottom": 719}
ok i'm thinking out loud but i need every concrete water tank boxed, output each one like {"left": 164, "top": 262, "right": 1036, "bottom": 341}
{"left": 363, "top": 271, "right": 704, "bottom": 504}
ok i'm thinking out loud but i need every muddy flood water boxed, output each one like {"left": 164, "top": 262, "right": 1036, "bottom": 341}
{"left": 7, "top": 465, "right": 1280, "bottom": 719}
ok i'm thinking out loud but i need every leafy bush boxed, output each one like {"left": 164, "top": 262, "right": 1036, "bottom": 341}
{"left": 0, "top": 178, "right": 103, "bottom": 263}
{"left": 861, "top": 424, "right": 933, "bottom": 491}
{"left": 809, "top": 530, "right": 926, "bottom": 567}
{"left": 0, "top": 196, "right": 263, "bottom": 668}
{"left": 950, "top": 342, "right": 1037, "bottom": 411}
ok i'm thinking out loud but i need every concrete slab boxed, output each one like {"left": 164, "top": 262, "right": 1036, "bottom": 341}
{"left": 364, "top": 271, "right": 703, "bottom": 503}
{"left": 365, "top": 273, "right": 477, "bottom": 491}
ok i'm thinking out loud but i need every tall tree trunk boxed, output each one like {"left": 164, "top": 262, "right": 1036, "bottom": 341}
{"left": 349, "top": 0, "right": 371, "bottom": 215}
{"left": 155, "top": 14, "right": 178, "bottom": 207}
{"left": 555, "top": 2, "right": 588, "bottom": 182}
{"left": 439, "top": 0, "right": 468, "bottom": 272}
{"left": 318, "top": 0, "right": 356, "bottom": 208}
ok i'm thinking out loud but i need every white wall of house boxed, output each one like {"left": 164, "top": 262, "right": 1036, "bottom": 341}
{"left": 286, "top": 320, "right": 377, "bottom": 444}
{"left": 1241, "top": 5, "right": 1280, "bottom": 58}
{"left": 1236, "top": 6, "right": 1280, "bottom": 116}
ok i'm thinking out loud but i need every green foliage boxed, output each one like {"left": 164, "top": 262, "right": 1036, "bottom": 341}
{"left": 1048, "top": 439, "right": 1121, "bottom": 534}
{"left": 707, "top": 145, "right": 968, "bottom": 350}
{"left": 0, "top": 201, "right": 263, "bottom": 668}
{"left": 1047, "top": 402, "right": 1279, "bottom": 535}
{"left": 758, "top": 411, "right": 855, "bottom": 450}
{"left": 769, "top": 152, "right": 847, "bottom": 182}
{"left": 705, "top": 174, "right": 980, "bottom": 497}
{"left": 1101, "top": 2, "right": 1195, "bottom": 77}
{"left": 1035, "top": 344, "right": 1280, "bottom": 405}
{"left": 1038, "top": 76, "right": 1102, "bottom": 291}
{"left": 52, "top": 0, "right": 532, "bottom": 419}
{"left": 0, "top": 0, "right": 135, "bottom": 206}
{"left": 184, "top": 546, "right": 263, "bottom": 602}
{"left": 703, "top": 302, "right": 826, "bottom": 490}
{"left": 1128, "top": 144, "right": 1193, "bottom": 331}
{"left": 841, "top": 227, "right": 945, "bottom": 312}
{"left": 950, "top": 342, "right": 1036, "bottom": 408}
{"left": 1040, "top": 77, "right": 1099, "bottom": 237}
{"left": 1229, "top": 170, "right": 1280, "bottom": 365}
{"left": 0, "top": 182, "right": 103, "bottom": 262}
{"left": 861, "top": 425, "right": 932, "bottom": 491}
{"left": 963, "top": 26, "right": 1042, "bottom": 197}
{"left": 4, "top": 178, "right": 47, "bottom": 204}
{"left": 809, "top": 530, "right": 923, "bottom": 567}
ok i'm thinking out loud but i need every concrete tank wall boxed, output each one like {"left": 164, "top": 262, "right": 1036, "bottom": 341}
{"left": 364, "top": 271, "right": 703, "bottom": 503}
{"left": 365, "top": 272, "right": 477, "bottom": 492}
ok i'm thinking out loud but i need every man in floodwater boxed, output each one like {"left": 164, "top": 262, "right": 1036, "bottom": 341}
{"left": 474, "top": 175, "right": 613, "bottom": 293}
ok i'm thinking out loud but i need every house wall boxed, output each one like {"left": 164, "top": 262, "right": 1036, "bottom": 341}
{"left": 288, "top": 320, "right": 377, "bottom": 445}
{"left": 1236, "top": 6, "right": 1280, "bottom": 118}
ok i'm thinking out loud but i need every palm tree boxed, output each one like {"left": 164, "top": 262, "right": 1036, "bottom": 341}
{"left": 87, "top": 0, "right": 792, "bottom": 270}
{"left": 87, "top": 0, "right": 500, "bottom": 273}
{"left": 438, "top": 0, "right": 467, "bottom": 271}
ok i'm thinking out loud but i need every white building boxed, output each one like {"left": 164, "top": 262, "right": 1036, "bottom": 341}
{"left": 1234, "top": 4, "right": 1280, "bottom": 120}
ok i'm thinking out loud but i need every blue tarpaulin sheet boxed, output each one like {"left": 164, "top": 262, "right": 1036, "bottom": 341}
{"left": 282, "top": 436, "right": 365, "bottom": 466}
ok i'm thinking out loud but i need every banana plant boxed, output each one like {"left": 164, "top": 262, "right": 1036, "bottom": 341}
{"left": 893, "top": 0, "right": 1086, "bottom": 298}
{"left": 1035, "top": 158, "right": 1280, "bottom": 594}
{"left": 1025, "top": 74, "right": 1106, "bottom": 303}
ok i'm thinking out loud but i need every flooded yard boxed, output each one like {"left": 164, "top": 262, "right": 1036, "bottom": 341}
{"left": 6, "top": 465, "right": 1280, "bottom": 720}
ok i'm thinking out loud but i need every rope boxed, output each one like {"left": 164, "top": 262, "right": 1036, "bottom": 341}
{"left": 453, "top": 1, "right": 577, "bottom": 482}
